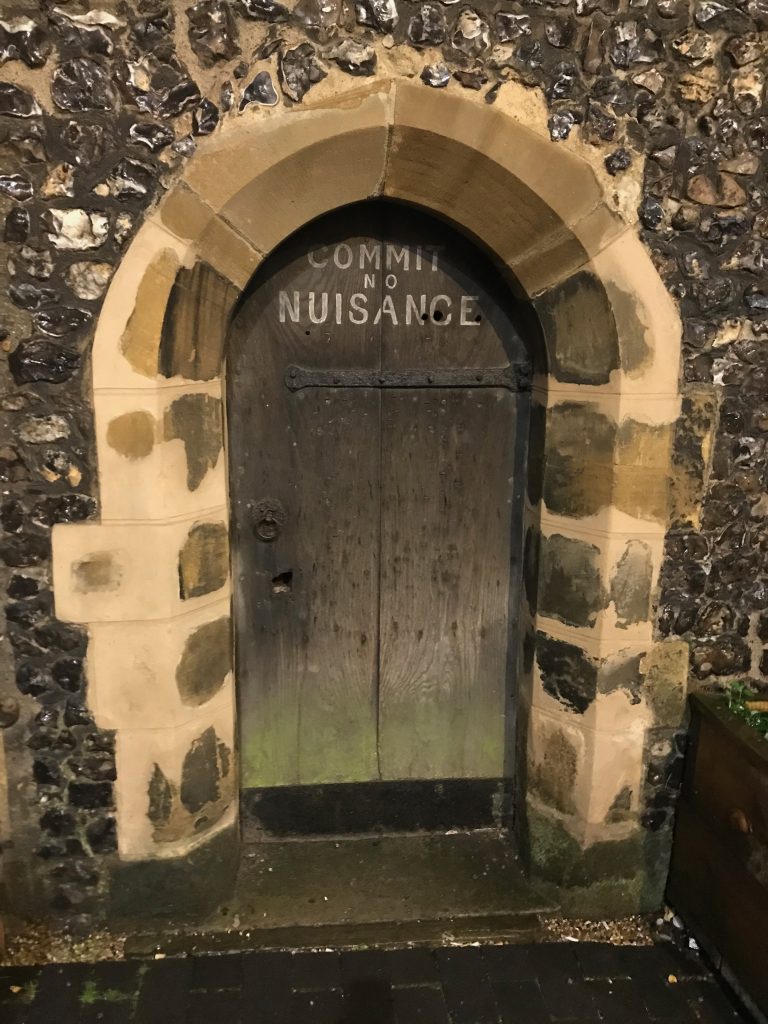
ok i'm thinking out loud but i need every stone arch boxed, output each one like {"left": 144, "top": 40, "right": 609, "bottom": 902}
{"left": 51, "top": 77, "right": 684, "bottom": 909}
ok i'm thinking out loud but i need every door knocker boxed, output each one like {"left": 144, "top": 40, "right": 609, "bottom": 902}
{"left": 252, "top": 498, "right": 287, "bottom": 542}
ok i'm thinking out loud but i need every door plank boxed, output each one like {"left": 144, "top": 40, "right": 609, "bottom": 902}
{"left": 378, "top": 388, "right": 516, "bottom": 779}
{"left": 229, "top": 213, "right": 382, "bottom": 787}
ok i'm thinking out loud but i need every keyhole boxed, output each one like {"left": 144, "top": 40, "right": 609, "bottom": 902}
{"left": 272, "top": 571, "right": 293, "bottom": 594}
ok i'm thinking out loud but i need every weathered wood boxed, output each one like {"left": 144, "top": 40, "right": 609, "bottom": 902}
{"left": 378, "top": 388, "right": 516, "bottom": 779}
{"left": 228, "top": 201, "right": 527, "bottom": 788}
{"left": 228, "top": 211, "right": 382, "bottom": 787}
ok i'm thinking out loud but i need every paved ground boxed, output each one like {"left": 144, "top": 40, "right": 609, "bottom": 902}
{"left": 0, "top": 942, "right": 752, "bottom": 1023}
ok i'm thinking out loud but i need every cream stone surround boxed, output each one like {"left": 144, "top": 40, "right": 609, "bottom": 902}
{"left": 50, "top": 76, "right": 684, "bottom": 863}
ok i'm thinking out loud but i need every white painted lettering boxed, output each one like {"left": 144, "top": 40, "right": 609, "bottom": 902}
{"left": 334, "top": 244, "right": 353, "bottom": 269}
{"left": 386, "top": 244, "right": 410, "bottom": 271}
{"left": 430, "top": 294, "right": 452, "bottom": 324}
{"left": 374, "top": 294, "right": 398, "bottom": 325}
{"left": 308, "top": 291, "right": 328, "bottom": 324}
{"left": 308, "top": 247, "right": 329, "bottom": 269}
{"left": 349, "top": 293, "right": 369, "bottom": 324}
{"left": 279, "top": 290, "right": 300, "bottom": 323}
{"left": 385, "top": 273, "right": 397, "bottom": 290}
{"left": 460, "top": 295, "right": 480, "bottom": 326}
{"left": 335, "top": 292, "right": 342, "bottom": 325}
{"left": 360, "top": 242, "right": 381, "bottom": 271}
{"left": 364, "top": 273, "right": 376, "bottom": 289}
{"left": 405, "top": 294, "right": 426, "bottom": 325}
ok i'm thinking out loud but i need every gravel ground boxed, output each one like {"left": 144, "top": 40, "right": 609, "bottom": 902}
{"left": 0, "top": 914, "right": 671, "bottom": 967}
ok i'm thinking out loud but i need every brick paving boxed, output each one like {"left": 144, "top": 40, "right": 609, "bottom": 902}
{"left": 0, "top": 942, "right": 752, "bottom": 1023}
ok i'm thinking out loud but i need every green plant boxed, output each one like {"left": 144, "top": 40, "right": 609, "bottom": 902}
{"left": 724, "top": 681, "right": 768, "bottom": 741}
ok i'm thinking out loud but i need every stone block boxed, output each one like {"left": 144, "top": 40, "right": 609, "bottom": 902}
{"left": 87, "top": 599, "right": 233, "bottom": 731}
{"left": 52, "top": 515, "right": 229, "bottom": 624}
{"left": 114, "top": 699, "right": 235, "bottom": 860}
{"left": 94, "top": 384, "right": 226, "bottom": 522}
{"left": 92, "top": 219, "right": 193, "bottom": 391}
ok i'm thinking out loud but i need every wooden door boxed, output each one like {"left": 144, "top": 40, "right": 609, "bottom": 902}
{"left": 228, "top": 202, "right": 528, "bottom": 789}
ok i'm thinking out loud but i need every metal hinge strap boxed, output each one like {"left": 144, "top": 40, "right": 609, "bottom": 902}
{"left": 284, "top": 364, "right": 532, "bottom": 392}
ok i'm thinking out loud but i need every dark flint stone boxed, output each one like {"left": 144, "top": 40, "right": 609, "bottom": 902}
{"left": 548, "top": 111, "right": 576, "bottom": 140}
{"left": 536, "top": 633, "right": 598, "bottom": 714}
{"left": 8, "top": 339, "right": 80, "bottom": 385}
{"left": 86, "top": 815, "right": 117, "bottom": 854}
{"left": 330, "top": 40, "right": 377, "bottom": 76}
{"left": 129, "top": 121, "right": 175, "bottom": 152}
{"left": 254, "top": 35, "right": 283, "bottom": 60}
{"left": 9, "top": 283, "right": 60, "bottom": 310}
{"left": 0, "top": 81, "right": 41, "bottom": 117}
{"left": 233, "top": 61, "right": 249, "bottom": 78}
{"left": 547, "top": 61, "right": 580, "bottom": 101}
{"left": 240, "top": 71, "right": 279, "bottom": 109}
{"left": 33, "top": 307, "right": 91, "bottom": 337}
{"left": 0, "top": 531, "right": 51, "bottom": 567}
{"left": 40, "top": 807, "right": 76, "bottom": 836}
{"left": 0, "top": 18, "right": 51, "bottom": 68}
{"left": 7, "top": 573, "right": 39, "bottom": 598}
{"left": 584, "top": 101, "right": 616, "bottom": 142}
{"left": 485, "top": 82, "right": 502, "bottom": 103}
{"left": 451, "top": 9, "right": 491, "bottom": 58}
{"left": 193, "top": 98, "right": 220, "bottom": 134}
{"left": 118, "top": 55, "right": 201, "bottom": 118}
{"left": 15, "top": 662, "right": 50, "bottom": 697}
{"left": 49, "top": 8, "right": 122, "bottom": 57}
{"left": 691, "top": 635, "right": 751, "bottom": 678}
{"left": 545, "top": 15, "right": 576, "bottom": 48}
{"left": 173, "top": 135, "right": 196, "bottom": 157}
{"left": 181, "top": 726, "right": 221, "bottom": 812}
{"left": 220, "top": 81, "right": 234, "bottom": 111}
{"left": 132, "top": 5, "right": 175, "bottom": 53}
{"left": 69, "top": 782, "right": 114, "bottom": 810}
{"left": 34, "top": 757, "right": 62, "bottom": 787}
{"left": 355, "top": 0, "right": 399, "bottom": 31}
{"left": 454, "top": 69, "right": 487, "bottom": 90}
{"left": 640, "top": 194, "right": 664, "bottom": 229}
{"left": 35, "top": 620, "right": 87, "bottom": 652}
{"left": 104, "top": 157, "right": 156, "bottom": 200}
{"left": 294, "top": 0, "right": 342, "bottom": 30}
{"left": 278, "top": 44, "right": 327, "bottom": 103}
{"left": 421, "top": 62, "right": 450, "bottom": 88}
{"left": 52, "top": 658, "right": 83, "bottom": 693}
{"left": 1, "top": 498, "right": 24, "bottom": 532}
{"left": 71, "top": 753, "right": 117, "bottom": 783}
{"left": 605, "top": 147, "right": 632, "bottom": 174}
{"left": 0, "top": 696, "right": 20, "bottom": 729}
{"left": 407, "top": 4, "right": 447, "bottom": 47}
{"left": 64, "top": 701, "right": 93, "bottom": 728}
{"left": 61, "top": 121, "right": 105, "bottom": 165}
{"left": 240, "top": 0, "right": 290, "bottom": 20}
{"left": 186, "top": 0, "right": 240, "bottom": 67}
{"left": 0, "top": 173, "right": 33, "bottom": 201}
{"left": 725, "top": 34, "right": 763, "bottom": 66}
{"left": 495, "top": 12, "right": 530, "bottom": 41}
{"left": 5, "top": 206, "right": 30, "bottom": 242}
{"left": 745, "top": 286, "right": 768, "bottom": 312}
{"left": 514, "top": 39, "right": 542, "bottom": 74}
{"left": 51, "top": 58, "right": 118, "bottom": 113}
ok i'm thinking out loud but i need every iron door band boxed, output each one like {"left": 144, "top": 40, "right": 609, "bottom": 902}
{"left": 284, "top": 364, "right": 532, "bottom": 392}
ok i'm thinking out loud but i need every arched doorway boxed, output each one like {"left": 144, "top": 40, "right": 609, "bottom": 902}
{"left": 228, "top": 201, "right": 532, "bottom": 830}
{"left": 48, "top": 78, "right": 683, "bottom": 919}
